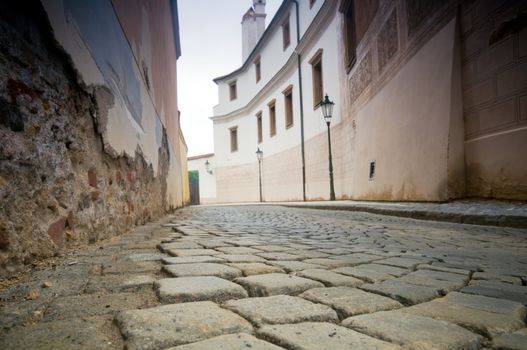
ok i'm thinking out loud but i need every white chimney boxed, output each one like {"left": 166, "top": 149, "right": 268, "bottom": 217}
{"left": 241, "top": 0, "right": 266, "bottom": 62}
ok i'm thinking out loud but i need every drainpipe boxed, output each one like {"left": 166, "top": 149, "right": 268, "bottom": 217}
{"left": 290, "top": 0, "right": 306, "bottom": 201}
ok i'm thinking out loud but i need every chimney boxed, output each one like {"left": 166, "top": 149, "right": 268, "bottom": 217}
{"left": 241, "top": 0, "right": 266, "bottom": 62}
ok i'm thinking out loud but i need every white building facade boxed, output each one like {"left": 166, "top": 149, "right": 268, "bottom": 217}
{"left": 187, "top": 153, "right": 217, "bottom": 204}
{"left": 212, "top": 0, "right": 340, "bottom": 202}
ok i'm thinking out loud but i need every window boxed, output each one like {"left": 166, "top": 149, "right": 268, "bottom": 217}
{"left": 229, "top": 80, "right": 237, "bottom": 100}
{"left": 369, "top": 160, "right": 376, "bottom": 180}
{"left": 340, "top": 0, "right": 357, "bottom": 72}
{"left": 283, "top": 85, "right": 293, "bottom": 128}
{"left": 310, "top": 0, "right": 316, "bottom": 8}
{"left": 256, "top": 111, "right": 263, "bottom": 144}
{"left": 282, "top": 16, "right": 291, "bottom": 50}
{"left": 309, "top": 49, "right": 323, "bottom": 108}
{"left": 254, "top": 56, "right": 261, "bottom": 82}
{"left": 339, "top": 0, "right": 378, "bottom": 72}
{"left": 268, "top": 99, "right": 276, "bottom": 137}
{"left": 230, "top": 127, "right": 238, "bottom": 152}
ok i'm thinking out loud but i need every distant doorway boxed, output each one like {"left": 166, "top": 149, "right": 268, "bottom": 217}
{"left": 188, "top": 170, "right": 200, "bottom": 205}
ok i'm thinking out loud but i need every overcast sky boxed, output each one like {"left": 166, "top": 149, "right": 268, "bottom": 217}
{"left": 177, "top": 0, "right": 282, "bottom": 157}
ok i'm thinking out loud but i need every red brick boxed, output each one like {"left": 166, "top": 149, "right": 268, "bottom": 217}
{"left": 127, "top": 171, "right": 136, "bottom": 184}
{"left": 47, "top": 217, "right": 67, "bottom": 246}
{"left": 88, "top": 167, "right": 97, "bottom": 188}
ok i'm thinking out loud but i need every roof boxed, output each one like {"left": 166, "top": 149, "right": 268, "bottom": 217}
{"left": 170, "top": 0, "right": 182, "bottom": 59}
{"left": 213, "top": 0, "right": 290, "bottom": 84}
{"left": 187, "top": 153, "right": 215, "bottom": 161}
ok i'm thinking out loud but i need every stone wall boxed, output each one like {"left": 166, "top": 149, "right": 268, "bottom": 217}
{"left": 0, "top": 2, "right": 177, "bottom": 277}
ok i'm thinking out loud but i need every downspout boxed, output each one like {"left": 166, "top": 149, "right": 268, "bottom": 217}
{"left": 290, "top": 0, "right": 306, "bottom": 201}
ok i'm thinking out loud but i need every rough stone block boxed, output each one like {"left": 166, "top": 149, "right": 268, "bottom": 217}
{"left": 267, "top": 260, "right": 324, "bottom": 272}
{"left": 227, "top": 263, "right": 285, "bottom": 276}
{"left": 400, "top": 292, "right": 526, "bottom": 338}
{"left": 163, "top": 255, "right": 225, "bottom": 264}
{"left": 115, "top": 301, "right": 253, "bottom": 350}
{"left": 163, "top": 263, "right": 242, "bottom": 279}
{"left": 216, "top": 246, "right": 263, "bottom": 254}
{"left": 492, "top": 328, "right": 527, "bottom": 350}
{"left": 300, "top": 286, "right": 402, "bottom": 318}
{"left": 252, "top": 245, "right": 294, "bottom": 252}
{"left": 472, "top": 272, "right": 523, "bottom": 285}
{"left": 234, "top": 273, "right": 324, "bottom": 297}
{"left": 216, "top": 254, "right": 267, "bottom": 263}
{"left": 256, "top": 252, "right": 303, "bottom": 261}
{"left": 360, "top": 279, "right": 440, "bottom": 305}
{"left": 461, "top": 280, "right": 527, "bottom": 304}
{"left": 416, "top": 264, "right": 470, "bottom": 275}
{"left": 333, "top": 264, "right": 406, "bottom": 283}
{"left": 159, "top": 241, "right": 203, "bottom": 251}
{"left": 167, "top": 249, "right": 220, "bottom": 257}
{"left": 223, "top": 295, "right": 338, "bottom": 326}
{"left": 302, "top": 258, "right": 354, "bottom": 268}
{"left": 155, "top": 276, "right": 248, "bottom": 303}
{"left": 168, "top": 333, "right": 284, "bottom": 350}
{"left": 375, "top": 257, "right": 431, "bottom": 270}
{"left": 257, "top": 322, "right": 401, "bottom": 350}
{"left": 342, "top": 311, "right": 484, "bottom": 349}
{"left": 297, "top": 269, "right": 364, "bottom": 287}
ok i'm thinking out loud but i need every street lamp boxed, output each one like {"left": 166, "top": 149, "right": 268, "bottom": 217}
{"left": 256, "top": 147, "right": 263, "bottom": 202}
{"left": 204, "top": 159, "right": 213, "bottom": 174}
{"left": 320, "top": 94, "right": 336, "bottom": 201}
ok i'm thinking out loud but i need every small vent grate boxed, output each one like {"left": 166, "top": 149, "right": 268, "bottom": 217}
{"left": 369, "top": 161, "right": 376, "bottom": 180}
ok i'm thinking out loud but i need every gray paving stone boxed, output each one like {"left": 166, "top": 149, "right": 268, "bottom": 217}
{"left": 126, "top": 253, "right": 168, "bottom": 262}
{"left": 461, "top": 280, "right": 527, "bottom": 304}
{"left": 288, "top": 249, "right": 330, "bottom": 258}
{"left": 115, "top": 301, "right": 253, "bottom": 350}
{"left": 300, "top": 287, "right": 402, "bottom": 318}
{"left": 155, "top": 276, "right": 248, "bottom": 303}
{"left": 400, "top": 292, "right": 527, "bottom": 338}
{"left": 267, "top": 260, "right": 325, "bottom": 272}
{"left": 333, "top": 264, "right": 406, "bottom": 283}
{"left": 257, "top": 322, "right": 401, "bottom": 350}
{"left": 417, "top": 264, "right": 472, "bottom": 275}
{"left": 163, "top": 255, "right": 225, "bottom": 264}
{"left": 159, "top": 241, "right": 203, "bottom": 251}
{"left": 472, "top": 272, "right": 523, "bottom": 285}
{"left": 328, "top": 253, "right": 385, "bottom": 265}
{"left": 302, "top": 258, "right": 355, "bottom": 268}
{"left": 227, "top": 263, "right": 285, "bottom": 276}
{"left": 360, "top": 279, "right": 440, "bottom": 305}
{"left": 192, "top": 240, "right": 232, "bottom": 248}
{"left": 297, "top": 269, "right": 364, "bottom": 287}
{"left": 252, "top": 245, "right": 294, "bottom": 252}
{"left": 167, "top": 248, "right": 220, "bottom": 257}
{"left": 342, "top": 311, "right": 484, "bottom": 350}
{"left": 256, "top": 252, "right": 303, "bottom": 261}
{"left": 397, "top": 270, "right": 468, "bottom": 293}
{"left": 216, "top": 254, "right": 267, "bottom": 263}
{"left": 216, "top": 246, "right": 263, "bottom": 254}
{"left": 492, "top": 328, "right": 527, "bottom": 350}
{"left": 163, "top": 263, "right": 242, "bottom": 279}
{"left": 0, "top": 315, "right": 123, "bottom": 349}
{"left": 234, "top": 273, "right": 324, "bottom": 297}
{"left": 169, "top": 333, "right": 285, "bottom": 350}
{"left": 442, "top": 292, "right": 527, "bottom": 318}
{"left": 375, "top": 257, "right": 432, "bottom": 269}
{"left": 121, "top": 275, "right": 156, "bottom": 289}
{"left": 223, "top": 295, "right": 338, "bottom": 326}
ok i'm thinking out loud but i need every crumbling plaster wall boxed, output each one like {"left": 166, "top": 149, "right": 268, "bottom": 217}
{"left": 0, "top": 1, "right": 182, "bottom": 277}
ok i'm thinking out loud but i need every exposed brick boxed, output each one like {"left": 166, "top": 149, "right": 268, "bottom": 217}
{"left": 127, "top": 171, "right": 136, "bottom": 184}
{"left": 47, "top": 217, "right": 67, "bottom": 246}
{"left": 88, "top": 168, "right": 97, "bottom": 188}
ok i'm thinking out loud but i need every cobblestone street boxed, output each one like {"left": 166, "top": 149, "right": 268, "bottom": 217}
{"left": 2, "top": 205, "right": 527, "bottom": 349}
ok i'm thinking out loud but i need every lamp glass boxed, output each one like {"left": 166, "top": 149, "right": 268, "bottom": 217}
{"left": 321, "top": 94, "right": 334, "bottom": 124}
{"left": 256, "top": 147, "right": 263, "bottom": 160}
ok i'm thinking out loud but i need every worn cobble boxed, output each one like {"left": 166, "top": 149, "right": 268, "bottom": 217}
{"left": 1, "top": 205, "right": 527, "bottom": 349}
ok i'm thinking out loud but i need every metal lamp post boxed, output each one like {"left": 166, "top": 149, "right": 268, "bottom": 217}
{"left": 256, "top": 147, "right": 263, "bottom": 202}
{"left": 320, "top": 94, "right": 336, "bottom": 201}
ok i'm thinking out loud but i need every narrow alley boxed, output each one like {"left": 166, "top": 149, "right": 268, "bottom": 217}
{"left": 1, "top": 206, "right": 526, "bottom": 349}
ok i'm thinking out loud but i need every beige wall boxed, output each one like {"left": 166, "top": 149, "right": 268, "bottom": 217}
{"left": 460, "top": 0, "right": 527, "bottom": 200}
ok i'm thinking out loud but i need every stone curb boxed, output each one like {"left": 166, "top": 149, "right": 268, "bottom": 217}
{"left": 279, "top": 204, "right": 527, "bottom": 230}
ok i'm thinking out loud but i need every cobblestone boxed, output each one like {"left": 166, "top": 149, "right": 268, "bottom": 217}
{"left": 1, "top": 205, "right": 526, "bottom": 349}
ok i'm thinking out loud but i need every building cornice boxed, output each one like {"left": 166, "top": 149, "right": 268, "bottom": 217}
{"left": 210, "top": 0, "right": 338, "bottom": 122}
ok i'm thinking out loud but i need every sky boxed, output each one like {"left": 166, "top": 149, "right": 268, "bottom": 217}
{"left": 177, "top": 0, "right": 282, "bottom": 157}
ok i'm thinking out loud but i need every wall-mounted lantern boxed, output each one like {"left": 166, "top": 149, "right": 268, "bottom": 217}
{"left": 204, "top": 159, "right": 213, "bottom": 174}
